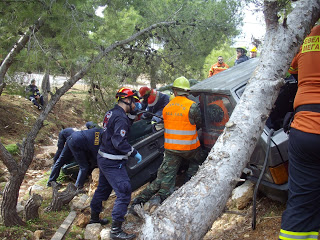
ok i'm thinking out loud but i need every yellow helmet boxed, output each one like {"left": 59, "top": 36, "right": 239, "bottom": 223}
{"left": 250, "top": 46, "right": 257, "bottom": 52}
{"left": 172, "top": 76, "right": 190, "bottom": 91}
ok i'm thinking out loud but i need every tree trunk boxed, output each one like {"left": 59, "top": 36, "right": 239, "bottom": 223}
{"left": 24, "top": 193, "right": 43, "bottom": 221}
{"left": 41, "top": 72, "right": 50, "bottom": 107}
{"left": 45, "top": 183, "right": 77, "bottom": 212}
{"left": 0, "top": 173, "right": 26, "bottom": 226}
{"left": 137, "top": 1, "right": 320, "bottom": 239}
{"left": 0, "top": 17, "right": 43, "bottom": 96}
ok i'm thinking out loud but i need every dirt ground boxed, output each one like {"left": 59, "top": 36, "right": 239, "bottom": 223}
{"left": 0, "top": 87, "right": 295, "bottom": 240}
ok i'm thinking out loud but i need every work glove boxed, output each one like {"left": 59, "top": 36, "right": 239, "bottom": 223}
{"left": 134, "top": 152, "right": 142, "bottom": 163}
{"left": 135, "top": 102, "right": 142, "bottom": 110}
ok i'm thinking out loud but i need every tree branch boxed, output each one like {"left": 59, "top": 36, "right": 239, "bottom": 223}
{"left": 0, "top": 17, "right": 44, "bottom": 95}
{"left": 264, "top": 0, "right": 280, "bottom": 30}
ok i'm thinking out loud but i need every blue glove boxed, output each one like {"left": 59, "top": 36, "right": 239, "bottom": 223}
{"left": 135, "top": 102, "right": 142, "bottom": 110}
{"left": 134, "top": 152, "right": 142, "bottom": 163}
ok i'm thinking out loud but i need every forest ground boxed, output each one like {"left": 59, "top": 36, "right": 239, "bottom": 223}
{"left": 0, "top": 86, "right": 300, "bottom": 240}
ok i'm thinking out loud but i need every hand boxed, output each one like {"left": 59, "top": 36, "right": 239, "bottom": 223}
{"left": 134, "top": 152, "right": 142, "bottom": 163}
{"left": 151, "top": 121, "right": 157, "bottom": 125}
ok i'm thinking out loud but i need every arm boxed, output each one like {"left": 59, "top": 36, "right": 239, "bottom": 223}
{"left": 111, "top": 116, "right": 137, "bottom": 156}
{"left": 189, "top": 103, "right": 202, "bottom": 129}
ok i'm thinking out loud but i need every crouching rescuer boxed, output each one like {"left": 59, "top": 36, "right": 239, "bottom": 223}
{"left": 90, "top": 88, "right": 142, "bottom": 240}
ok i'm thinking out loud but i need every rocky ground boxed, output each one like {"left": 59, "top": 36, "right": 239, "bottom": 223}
{"left": 0, "top": 88, "right": 306, "bottom": 240}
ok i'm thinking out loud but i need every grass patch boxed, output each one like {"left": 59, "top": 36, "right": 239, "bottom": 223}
{"left": 65, "top": 225, "right": 85, "bottom": 240}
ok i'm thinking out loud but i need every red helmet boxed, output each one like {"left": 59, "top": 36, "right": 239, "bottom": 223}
{"left": 147, "top": 89, "right": 157, "bottom": 104}
{"left": 139, "top": 86, "right": 151, "bottom": 97}
{"left": 116, "top": 88, "right": 140, "bottom": 102}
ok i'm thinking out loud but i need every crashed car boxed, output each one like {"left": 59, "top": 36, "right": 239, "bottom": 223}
{"left": 63, "top": 58, "right": 296, "bottom": 202}
{"left": 190, "top": 58, "right": 297, "bottom": 203}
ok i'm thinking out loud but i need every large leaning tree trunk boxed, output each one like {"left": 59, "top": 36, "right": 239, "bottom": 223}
{"left": 0, "top": 17, "right": 44, "bottom": 96}
{"left": 0, "top": 20, "right": 176, "bottom": 226}
{"left": 137, "top": 1, "right": 320, "bottom": 239}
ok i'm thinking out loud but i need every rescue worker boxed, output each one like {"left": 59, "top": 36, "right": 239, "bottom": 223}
{"left": 139, "top": 86, "right": 169, "bottom": 123}
{"left": 130, "top": 76, "right": 207, "bottom": 211}
{"left": 52, "top": 122, "right": 97, "bottom": 163}
{"left": 279, "top": 25, "right": 320, "bottom": 240}
{"left": 208, "top": 56, "right": 229, "bottom": 77}
{"left": 250, "top": 46, "right": 257, "bottom": 58}
{"left": 234, "top": 46, "right": 249, "bottom": 65}
{"left": 90, "top": 88, "right": 141, "bottom": 240}
{"left": 47, "top": 126, "right": 103, "bottom": 190}
{"left": 25, "top": 79, "right": 44, "bottom": 110}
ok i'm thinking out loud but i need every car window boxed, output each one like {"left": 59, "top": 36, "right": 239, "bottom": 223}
{"left": 200, "top": 94, "right": 234, "bottom": 148}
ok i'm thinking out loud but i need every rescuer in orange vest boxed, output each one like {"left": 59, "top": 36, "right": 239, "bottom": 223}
{"left": 208, "top": 56, "right": 229, "bottom": 77}
{"left": 129, "top": 76, "right": 207, "bottom": 212}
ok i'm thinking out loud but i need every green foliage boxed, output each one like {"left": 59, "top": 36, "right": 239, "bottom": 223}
{"left": 5, "top": 144, "right": 19, "bottom": 155}
{"left": 2, "top": 81, "right": 26, "bottom": 96}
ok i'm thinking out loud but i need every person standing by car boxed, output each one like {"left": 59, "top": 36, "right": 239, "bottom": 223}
{"left": 208, "top": 56, "right": 229, "bottom": 77}
{"left": 234, "top": 46, "right": 249, "bottom": 65}
{"left": 130, "top": 76, "right": 206, "bottom": 210}
{"left": 139, "top": 86, "right": 169, "bottom": 123}
{"left": 90, "top": 88, "right": 141, "bottom": 240}
{"left": 279, "top": 25, "right": 320, "bottom": 240}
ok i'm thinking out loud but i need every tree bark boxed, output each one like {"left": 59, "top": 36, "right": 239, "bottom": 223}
{"left": 24, "top": 193, "right": 43, "bottom": 221}
{"left": 137, "top": 1, "right": 320, "bottom": 239}
{"left": 45, "top": 183, "right": 77, "bottom": 212}
{"left": 0, "top": 17, "right": 44, "bottom": 96}
{"left": 41, "top": 72, "right": 50, "bottom": 107}
{"left": 0, "top": 20, "right": 177, "bottom": 226}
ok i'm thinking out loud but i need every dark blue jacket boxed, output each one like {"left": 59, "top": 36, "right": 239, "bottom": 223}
{"left": 26, "top": 84, "right": 41, "bottom": 97}
{"left": 143, "top": 92, "right": 169, "bottom": 123}
{"left": 234, "top": 55, "right": 249, "bottom": 65}
{"left": 70, "top": 128, "right": 103, "bottom": 162}
{"left": 99, "top": 105, "right": 137, "bottom": 160}
{"left": 53, "top": 127, "right": 77, "bottom": 161}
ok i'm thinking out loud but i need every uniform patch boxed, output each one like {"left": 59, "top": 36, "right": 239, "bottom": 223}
{"left": 103, "top": 111, "right": 112, "bottom": 128}
{"left": 120, "top": 129, "right": 126, "bottom": 137}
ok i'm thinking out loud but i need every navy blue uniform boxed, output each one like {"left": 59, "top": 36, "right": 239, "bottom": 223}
{"left": 53, "top": 128, "right": 77, "bottom": 162}
{"left": 26, "top": 84, "right": 44, "bottom": 107}
{"left": 90, "top": 105, "right": 137, "bottom": 222}
{"left": 48, "top": 128, "right": 102, "bottom": 188}
{"left": 234, "top": 55, "right": 249, "bottom": 65}
{"left": 142, "top": 91, "right": 169, "bottom": 123}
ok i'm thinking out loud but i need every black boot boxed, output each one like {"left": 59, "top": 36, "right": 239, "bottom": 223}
{"left": 110, "top": 220, "right": 136, "bottom": 240}
{"left": 89, "top": 211, "right": 109, "bottom": 225}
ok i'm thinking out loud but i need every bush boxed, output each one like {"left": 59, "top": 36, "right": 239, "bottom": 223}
{"left": 5, "top": 144, "right": 19, "bottom": 155}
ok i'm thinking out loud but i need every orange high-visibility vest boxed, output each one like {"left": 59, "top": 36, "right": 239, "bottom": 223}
{"left": 163, "top": 96, "right": 200, "bottom": 151}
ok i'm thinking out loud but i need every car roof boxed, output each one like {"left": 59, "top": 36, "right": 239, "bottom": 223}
{"left": 190, "top": 58, "right": 259, "bottom": 95}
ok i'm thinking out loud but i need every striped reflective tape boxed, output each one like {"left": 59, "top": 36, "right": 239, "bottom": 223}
{"left": 165, "top": 129, "right": 197, "bottom": 135}
{"left": 165, "top": 137, "right": 199, "bottom": 145}
{"left": 279, "top": 229, "right": 318, "bottom": 240}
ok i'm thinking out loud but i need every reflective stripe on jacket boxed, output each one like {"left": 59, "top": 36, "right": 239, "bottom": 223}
{"left": 279, "top": 229, "right": 318, "bottom": 240}
{"left": 163, "top": 96, "right": 200, "bottom": 151}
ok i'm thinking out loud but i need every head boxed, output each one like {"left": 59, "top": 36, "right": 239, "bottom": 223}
{"left": 31, "top": 79, "right": 36, "bottom": 85}
{"left": 172, "top": 76, "right": 190, "bottom": 97}
{"left": 236, "top": 47, "right": 247, "bottom": 58}
{"left": 85, "top": 121, "right": 97, "bottom": 129}
{"left": 217, "top": 56, "right": 224, "bottom": 64}
{"left": 250, "top": 46, "right": 257, "bottom": 58}
{"left": 116, "top": 87, "right": 140, "bottom": 113}
{"left": 139, "top": 86, "right": 151, "bottom": 102}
